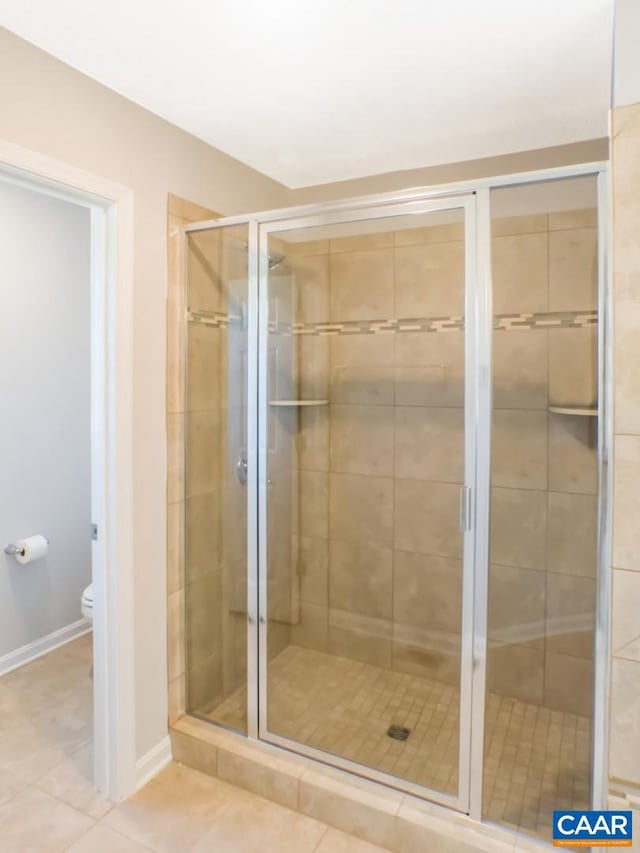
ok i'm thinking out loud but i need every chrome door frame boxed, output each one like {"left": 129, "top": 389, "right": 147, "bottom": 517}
{"left": 256, "top": 194, "right": 479, "bottom": 813}
{"left": 182, "top": 159, "right": 611, "bottom": 826}
{"left": 185, "top": 162, "right": 606, "bottom": 233}
{"left": 181, "top": 218, "right": 260, "bottom": 741}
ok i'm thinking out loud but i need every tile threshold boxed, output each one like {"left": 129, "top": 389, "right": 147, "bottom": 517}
{"left": 170, "top": 715, "right": 553, "bottom": 852}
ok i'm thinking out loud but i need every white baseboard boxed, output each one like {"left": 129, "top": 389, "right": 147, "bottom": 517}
{"left": 135, "top": 736, "right": 172, "bottom": 790}
{"left": 0, "top": 617, "right": 92, "bottom": 677}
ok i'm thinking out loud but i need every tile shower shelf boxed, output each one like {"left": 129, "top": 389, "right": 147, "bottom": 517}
{"left": 269, "top": 400, "right": 329, "bottom": 406}
{"left": 548, "top": 405, "right": 598, "bottom": 416}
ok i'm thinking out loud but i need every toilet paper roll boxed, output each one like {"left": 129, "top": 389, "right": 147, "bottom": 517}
{"left": 15, "top": 534, "right": 48, "bottom": 565}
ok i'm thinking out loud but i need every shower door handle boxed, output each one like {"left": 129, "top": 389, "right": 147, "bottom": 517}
{"left": 459, "top": 486, "right": 472, "bottom": 532}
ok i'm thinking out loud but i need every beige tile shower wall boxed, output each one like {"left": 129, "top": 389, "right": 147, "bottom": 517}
{"left": 609, "top": 102, "right": 640, "bottom": 790}
{"left": 167, "top": 195, "right": 219, "bottom": 725}
{"left": 185, "top": 226, "right": 227, "bottom": 714}
{"left": 287, "top": 210, "right": 598, "bottom": 715}
{"left": 489, "top": 209, "right": 598, "bottom": 717}
{"left": 186, "top": 225, "right": 255, "bottom": 715}
{"left": 288, "top": 242, "right": 332, "bottom": 654}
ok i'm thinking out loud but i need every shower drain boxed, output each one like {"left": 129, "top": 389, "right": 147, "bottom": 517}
{"left": 387, "top": 725, "right": 411, "bottom": 741}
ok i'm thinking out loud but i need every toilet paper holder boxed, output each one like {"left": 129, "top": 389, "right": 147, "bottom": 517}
{"left": 4, "top": 537, "right": 49, "bottom": 557}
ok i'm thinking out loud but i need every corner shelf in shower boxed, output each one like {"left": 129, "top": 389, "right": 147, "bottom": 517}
{"left": 548, "top": 405, "right": 598, "bottom": 417}
{"left": 269, "top": 400, "right": 329, "bottom": 407}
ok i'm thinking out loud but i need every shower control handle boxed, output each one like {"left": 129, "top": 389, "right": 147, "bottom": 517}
{"left": 237, "top": 452, "right": 248, "bottom": 485}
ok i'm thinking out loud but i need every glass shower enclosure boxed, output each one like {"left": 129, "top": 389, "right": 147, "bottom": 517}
{"left": 182, "top": 166, "right": 609, "bottom": 844}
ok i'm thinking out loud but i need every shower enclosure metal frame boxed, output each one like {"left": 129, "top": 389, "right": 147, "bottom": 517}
{"left": 183, "top": 159, "right": 611, "bottom": 826}
{"left": 257, "top": 194, "right": 478, "bottom": 814}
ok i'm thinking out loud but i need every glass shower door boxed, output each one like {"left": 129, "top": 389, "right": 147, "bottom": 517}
{"left": 184, "top": 222, "right": 251, "bottom": 733}
{"left": 257, "top": 198, "right": 478, "bottom": 809}
{"left": 482, "top": 177, "right": 600, "bottom": 841}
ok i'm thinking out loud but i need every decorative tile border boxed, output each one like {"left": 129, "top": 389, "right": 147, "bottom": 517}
{"left": 281, "top": 315, "right": 465, "bottom": 336}
{"left": 494, "top": 310, "right": 597, "bottom": 332}
{"left": 188, "top": 309, "right": 598, "bottom": 335}
{"left": 187, "top": 309, "right": 240, "bottom": 328}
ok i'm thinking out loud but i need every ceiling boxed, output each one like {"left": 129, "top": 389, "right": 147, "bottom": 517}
{"left": 0, "top": 0, "right": 613, "bottom": 188}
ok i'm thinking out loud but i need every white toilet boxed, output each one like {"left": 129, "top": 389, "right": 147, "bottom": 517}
{"left": 81, "top": 583, "right": 93, "bottom": 622}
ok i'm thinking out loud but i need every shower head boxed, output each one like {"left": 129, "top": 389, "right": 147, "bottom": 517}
{"left": 241, "top": 242, "right": 286, "bottom": 271}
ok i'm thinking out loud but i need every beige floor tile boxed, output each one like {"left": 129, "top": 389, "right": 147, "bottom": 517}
{"left": 299, "top": 764, "right": 401, "bottom": 849}
{"left": 0, "top": 788, "right": 93, "bottom": 852}
{"left": 57, "top": 632, "right": 93, "bottom": 663}
{"left": 102, "top": 763, "right": 230, "bottom": 853}
{"left": 0, "top": 634, "right": 95, "bottom": 808}
{"left": 397, "top": 800, "right": 514, "bottom": 853}
{"left": 65, "top": 823, "right": 154, "bottom": 852}
{"left": 188, "top": 789, "right": 327, "bottom": 852}
{"left": 39, "top": 741, "right": 112, "bottom": 819}
{"left": 216, "top": 740, "right": 305, "bottom": 810}
{"left": 0, "top": 772, "right": 27, "bottom": 809}
{"left": 0, "top": 721, "right": 85, "bottom": 785}
{"left": 315, "top": 827, "right": 392, "bottom": 852}
{"left": 32, "top": 685, "right": 93, "bottom": 751}
{"left": 205, "top": 644, "right": 591, "bottom": 843}
{"left": 2, "top": 644, "right": 92, "bottom": 706}
{"left": 0, "top": 686, "right": 27, "bottom": 737}
{"left": 0, "top": 663, "right": 92, "bottom": 774}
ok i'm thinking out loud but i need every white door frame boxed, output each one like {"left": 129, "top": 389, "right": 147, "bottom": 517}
{"left": 0, "top": 140, "right": 137, "bottom": 800}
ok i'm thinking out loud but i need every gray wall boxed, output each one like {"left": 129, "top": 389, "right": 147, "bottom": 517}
{"left": 0, "top": 180, "right": 91, "bottom": 661}
{"left": 0, "top": 26, "right": 292, "bottom": 757}
{"left": 0, "top": 24, "right": 609, "bottom": 761}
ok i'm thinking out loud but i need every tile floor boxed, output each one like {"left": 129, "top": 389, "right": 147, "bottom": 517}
{"left": 205, "top": 644, "right": 592, "bottom": 841}
{"left": 0, "top": 635, "right": 391, "bottom": 852}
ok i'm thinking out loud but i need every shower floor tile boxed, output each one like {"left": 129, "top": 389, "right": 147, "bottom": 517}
{"left": 200, "top": 644, "right": 592, "bottom": 842}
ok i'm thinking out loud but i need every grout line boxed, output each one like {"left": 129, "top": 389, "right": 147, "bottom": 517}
{"left": 612, "top": 647, "right": 640, "bottom": 665}
{"left": 40, "top": 774, "right": 112, "bottom": 825}
{"left": 60, "top": 821, "right": 97, "bottom": 853}
{"left": 311, "top": 824, "right": 330, "bottom": 852}
{"left": 94, "top": 820, "right": 157, "bottom": 852}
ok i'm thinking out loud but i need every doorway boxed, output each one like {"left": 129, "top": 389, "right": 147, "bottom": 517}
{"left": 0, "top": 174, "right": 97, "bottom": 810}
{"left": 0, "top": 150, "right": 136, "bottom": 804}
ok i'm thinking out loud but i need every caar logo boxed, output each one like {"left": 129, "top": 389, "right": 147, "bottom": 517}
{"left": 553, "top": 810, "right": 633, "bottom": 847}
